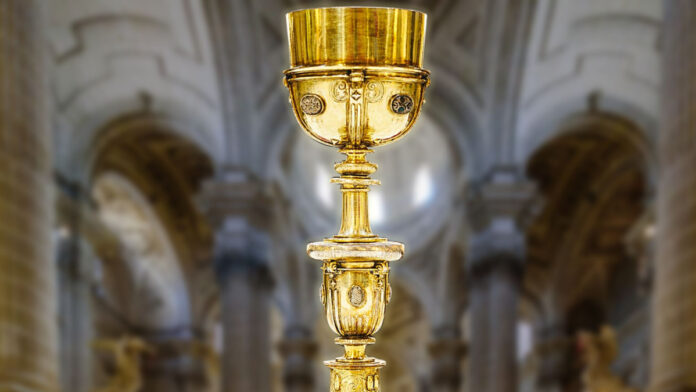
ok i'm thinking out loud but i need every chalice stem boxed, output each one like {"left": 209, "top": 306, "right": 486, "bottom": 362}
{"left": 334, "top": 149, "right": 379, "bottom": 240}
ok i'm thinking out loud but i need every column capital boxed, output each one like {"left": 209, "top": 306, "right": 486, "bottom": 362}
{"left": 466, "top": 166, "right": 540, "bottom": 274}
{"left": 214, "top": 247, "right": 273, "bottom": 289}
{"left": 197, "top": 171, "right": 276, "bottom": 231}
{"left": 467, "top": 166, "right": 539, "bottom": 232}
{"left": 198, "top": 170, "right": 279, "bottom": 285}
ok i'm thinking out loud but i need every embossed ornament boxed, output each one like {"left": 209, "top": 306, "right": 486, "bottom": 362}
{"left": 300, "top": 93, "right": 325, "bottom": 115}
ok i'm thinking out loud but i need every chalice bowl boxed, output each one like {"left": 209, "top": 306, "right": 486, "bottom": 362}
{"left": 284, "top": 7, "right": 429, "bottom": 391}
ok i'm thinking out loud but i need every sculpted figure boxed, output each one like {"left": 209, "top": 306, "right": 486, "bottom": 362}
{"left": 189, "top": 341, "right": 221, "bottom": 392}
{"left": 577, "top": 326, "right": 637, "bottom": 392}
{"left": 93, "top": 336, "right": 154, "bottom": 392}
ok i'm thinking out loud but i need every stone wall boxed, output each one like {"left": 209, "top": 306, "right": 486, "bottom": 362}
{"left": 0, "top": 1, "right": 59, "bottom": 391}
{"left": 651, "top": 1, "right": 696, "bottom": 391}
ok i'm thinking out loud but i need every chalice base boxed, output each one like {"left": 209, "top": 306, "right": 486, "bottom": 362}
{"left": 326, "top": 357, "right": 385, "bottom": 392}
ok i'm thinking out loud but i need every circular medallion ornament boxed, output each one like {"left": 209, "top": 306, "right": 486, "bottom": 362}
{"left": 348, "top": 285, "right": 365, "bottom": 307}
{"left": 390, "top": 94, "right": 414, "bottom": 114}
{"left": 300, "top": 94, "right": 325, "bottom": 115}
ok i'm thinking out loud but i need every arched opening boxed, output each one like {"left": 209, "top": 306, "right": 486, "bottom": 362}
{"left": 87, "top": 116, "right": 214, "bottom": 389}
{"left": 524, "top": 113, "right": 651, "bottom": 391}
{"left": 92, "top": 172, "right": 191, "bottom": 330}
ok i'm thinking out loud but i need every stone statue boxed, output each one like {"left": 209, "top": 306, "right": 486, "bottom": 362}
{"left": 577, "top": 326, "right": 637, "bottom": 392}
{"left": 189, "top": 341, "right": 221, "bottom": 392}
{"left": 93, "top": 336, "right": 154, "bottom": 392}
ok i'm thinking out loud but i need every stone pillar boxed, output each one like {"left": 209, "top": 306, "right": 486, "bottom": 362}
{"left": 278, "top": 327, "right": 317, "bottom": 392}
{"left": 467, "top": 257, "right": 522, "bottom": 392}
{"left": 651, "top": 2, "right": 696, "bottom": 391}
{"left": 487, "top": 261, "right": 521, "bottom": 392}
{"left": 429, "top": 328, "right": 467, "bottom": 392}
{"left": 218, "top": 256, "right": 272, "bottom": 392}
{"left": 466, "top": 168, "right": 536, "bottom": 392}
{"left": 467, "top": 272, "right": 491, "bottom": 392}
{"left": 200, "top": 177, "right": 274, "bottom": 392}
{"left": 0, "top": 1, "right": 59, "bottom": 391}
{"left": 56, "top": 231, "right": 94, "bottom": 392}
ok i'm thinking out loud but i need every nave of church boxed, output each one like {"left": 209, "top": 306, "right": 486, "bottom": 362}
{"left": 0, "top": 0, "right": 694, "bottom": 392}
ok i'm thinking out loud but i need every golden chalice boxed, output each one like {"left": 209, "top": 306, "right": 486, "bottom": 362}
{"left": 284, "top": 7, "right": 429, "bottom": 391}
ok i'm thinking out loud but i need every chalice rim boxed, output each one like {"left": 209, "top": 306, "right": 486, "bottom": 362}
{"left": 286, "top": 6, "right": 426, "bottom": 17}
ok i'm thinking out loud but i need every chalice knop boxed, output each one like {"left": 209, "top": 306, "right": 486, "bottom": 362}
{"left": 284, "top": 7, "right": 429, "bottom": 391}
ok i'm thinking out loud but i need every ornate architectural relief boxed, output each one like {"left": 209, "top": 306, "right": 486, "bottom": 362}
{"left": 93, "top": 336, "right": 154, "bottom": 392}
{"left": 577, "top": 326, "right": 637, "bottom": 392}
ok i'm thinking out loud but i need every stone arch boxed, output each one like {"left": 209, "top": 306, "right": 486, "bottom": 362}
{"left": 88, "top": 115, "right": 215, "bottom": 333}
{"left": 517, "top": 95, "right": 658, "bottom": 175}
{"left": 522, "top": 113, "right": 653, "bottom": 388}
{"left": 58, "top": 106, "right": 222, "bottom": 184}
{"left": 525, "top": 112, "right": 651, "bottom": 322}
{"left": 49, "top": 0, "right": 224, "bottom": 180}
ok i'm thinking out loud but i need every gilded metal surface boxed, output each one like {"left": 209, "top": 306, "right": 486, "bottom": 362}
{"left": 286, "top": 7, "right": 426, "bottom": 68}
{"left": 284, "top": 7, "right": 430, "bottom": 391}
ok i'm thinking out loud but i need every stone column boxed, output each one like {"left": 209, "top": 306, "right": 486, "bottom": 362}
{"left": 218, "top": 256, "right": 272, "bottom": 392}
{"left": 467, "top": 272, "right": 491, "bottom": 392}
{"left": 278, "top": 326, "right": 317, "bottom": 392}
{"left": 200, "top": 177, "right": 274, "bottom": 392}
{"left": 429, "top": 327, "right": 467, "bottom": 392}
{"left": 56, "top": 232, "right": 94, "bottom": 392}
{"left": 487, "top": 261, "right": 522, "bottom": 392}
{"left": 651, "top": 2, "right": 696, "bottom": 391}
{"left": 0, "top": 1, "right": 59, "bottom": 391}
{"left": 468, "top": 257, "right": 522, "bottom": 392}
{"left": 466, "top": 168, "right": 536, "bottom": 392}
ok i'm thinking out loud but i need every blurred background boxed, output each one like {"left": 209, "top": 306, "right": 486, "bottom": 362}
{"left": 2, "top": 0, "right": 694, "bottom": 392}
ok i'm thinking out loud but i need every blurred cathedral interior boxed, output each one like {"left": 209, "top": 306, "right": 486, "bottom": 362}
{"left": 2, "top": 0, "right": 696, "bottom": 391}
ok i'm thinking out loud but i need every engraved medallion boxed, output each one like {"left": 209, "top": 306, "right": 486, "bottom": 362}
{"left": 348, "top": 285, "right": 365, "bottom": 307}
{"left": 300, "top": 94, "right": 325, "bottom": 115}
{"left": 390, "top": 94, "right": 414, "bottom": 114}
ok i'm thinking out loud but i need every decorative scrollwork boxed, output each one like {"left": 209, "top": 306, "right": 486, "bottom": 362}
{"left": 365, "top": 81, "right": 384, "bottom": 102}
{"left": 332, "top": 81, "right": 349, "bottom": 102}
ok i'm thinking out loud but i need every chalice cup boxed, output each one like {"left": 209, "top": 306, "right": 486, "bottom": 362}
{"left": 284, "top": 7, "right": 429, "bottom": 391}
